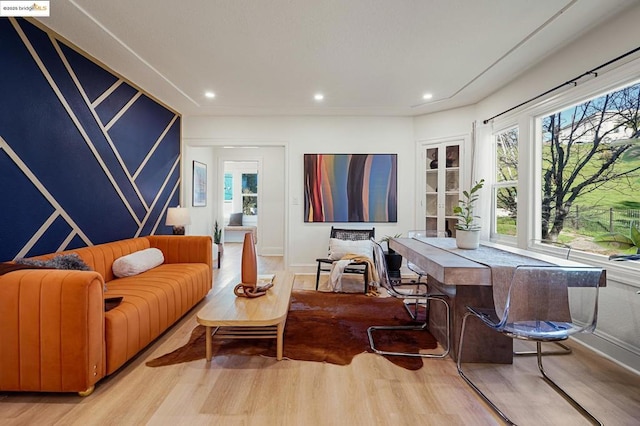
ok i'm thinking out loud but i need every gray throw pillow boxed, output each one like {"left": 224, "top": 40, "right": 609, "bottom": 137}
{"left": 228, "top": 212, "right": 243, "bottom": 226}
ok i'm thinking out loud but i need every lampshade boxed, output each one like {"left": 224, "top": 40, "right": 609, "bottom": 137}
{"left": 166, "top": 207, "right": 191, "bottom": 226}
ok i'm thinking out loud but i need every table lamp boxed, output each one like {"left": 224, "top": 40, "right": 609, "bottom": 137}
{"left": 165, "top": 206, "right": 191, "bottom": 235}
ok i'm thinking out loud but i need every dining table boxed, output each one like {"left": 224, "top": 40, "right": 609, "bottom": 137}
{"left": 389, "top": 237, "right": 604, "bottom": 363}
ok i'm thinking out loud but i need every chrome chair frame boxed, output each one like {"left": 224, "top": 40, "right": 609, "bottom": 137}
{"left": 403, "top": 262, "right": 429, "bottom": 321}
{"left": 456, "top": 265, "right": 604, "bottom": 426}
{"left": 367, "top": 239, "right": 450, "bottom": 359}
{"left": 403, "top": 230, "right": 439, "bottom": 321}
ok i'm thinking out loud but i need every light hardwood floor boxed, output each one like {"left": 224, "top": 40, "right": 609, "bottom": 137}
{"left": 1, "top": 243, "right": 639, "bottom": 425}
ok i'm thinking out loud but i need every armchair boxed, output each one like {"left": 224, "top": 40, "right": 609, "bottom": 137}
{"left": 315, "top": 226, "right": 375, "bottom": 293}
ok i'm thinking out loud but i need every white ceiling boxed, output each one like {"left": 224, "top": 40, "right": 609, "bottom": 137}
{"left": 39, "top": 0, "right": 638, "bottom": 116}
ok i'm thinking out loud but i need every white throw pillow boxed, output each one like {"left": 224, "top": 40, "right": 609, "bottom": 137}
{"left": 328, "top": 238, "right": 373, "bottom": 260}
{"left": 112, "top": 248, "right": 164, "bottom": 278}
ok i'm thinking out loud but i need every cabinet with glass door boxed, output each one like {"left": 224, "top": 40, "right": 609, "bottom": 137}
{"left": 425, "top": 143, "right": 461, "bottom": 237}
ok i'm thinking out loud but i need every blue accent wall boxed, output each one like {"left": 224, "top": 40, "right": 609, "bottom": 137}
{"left": 0, "top": 18, "right": 181, "bottom": 261}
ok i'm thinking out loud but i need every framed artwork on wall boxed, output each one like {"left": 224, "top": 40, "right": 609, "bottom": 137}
{"left": 304, "top": 153, "right": 397, "bottom": 223}
{"left": 192, "top": 161, "right": 207, "bottom": 207}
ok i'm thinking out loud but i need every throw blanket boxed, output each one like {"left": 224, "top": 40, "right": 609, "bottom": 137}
{"left": 0, "top": 262, "right": 50, "bottom": 276}
{"left": 325, "top": 254, "right": 378, "bottom": 293}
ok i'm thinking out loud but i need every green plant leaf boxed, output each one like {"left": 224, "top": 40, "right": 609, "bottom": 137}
{"left": 594, "top": 233, "right": 635, "bottom": 250}
{"left": 630, "top": 224, "right": 640, "bottom": 247}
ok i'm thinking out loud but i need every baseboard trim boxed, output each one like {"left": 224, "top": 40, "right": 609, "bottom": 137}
{"left": 572, "top": 333, "right": 640, "bottom": 376}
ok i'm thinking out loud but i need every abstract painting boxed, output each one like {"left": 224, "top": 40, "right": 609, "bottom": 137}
{"left": 304, "top": 154, "right": 397, "bottom": 222}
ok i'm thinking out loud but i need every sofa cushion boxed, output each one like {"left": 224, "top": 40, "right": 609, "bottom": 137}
{"left": 112, "top": 248, "right": 164, "bottom": 278}
{"left": 328, "top": 238, "right": 373, "bottom": 260}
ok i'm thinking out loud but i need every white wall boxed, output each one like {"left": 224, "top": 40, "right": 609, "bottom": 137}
{"left": 183, "top": 116, "right": 415, "bottom": 270}
{"left": 182, "top": 146, "right": 215, "bottom": 237}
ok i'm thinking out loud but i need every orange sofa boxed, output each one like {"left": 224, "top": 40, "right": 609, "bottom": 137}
{"left": 0, "top": 235, "right": 212, "bottom": 396}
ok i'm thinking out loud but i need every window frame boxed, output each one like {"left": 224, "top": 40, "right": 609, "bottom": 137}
{"left": 533, "top": 81, "right": 640, "bottom": 264}
{"left": 241, "top": 172, "right": 258, "bottom": 216}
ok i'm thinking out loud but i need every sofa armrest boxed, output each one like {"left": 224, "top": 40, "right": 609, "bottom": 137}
{"left": 0, "top": 269, "right": 105, "bottom": 393}
{"left": 146, "top": 235, "right": 212, "bottom": 277}
{"left": 145, "top": 235, "right": 212, "bottom": 265}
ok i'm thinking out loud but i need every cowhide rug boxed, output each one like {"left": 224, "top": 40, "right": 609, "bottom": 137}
{"left": 146, "top": 290, "right": 437, "bottom": 370}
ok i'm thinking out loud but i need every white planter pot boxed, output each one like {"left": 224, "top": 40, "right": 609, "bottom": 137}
{"left": 456, "top": 230, "right": 480, "bottom": 249}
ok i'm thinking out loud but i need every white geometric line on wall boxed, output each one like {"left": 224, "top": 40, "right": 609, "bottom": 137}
{"left": 0, "top": 137, "right": 93, "bottom": 258}
{"left": 92, "top": 79, "right": 124, "bottom": 108}
{"left": 57, "top": 230, "right": 79, "bottom": 253}
{"left": 133, "top": 115, "right": 178, "bottom": 180}
{"left": 15, "top": 211, "right": 60, "bottom": 259}
{"left": 135, "top": 155, "right": 181, "bottom": 237}
{"left": 152, "top": 180, "right": 181, "bottom": 235}
{"left": 104, "top": 91, "right": 142, "bottom": 132}
{"left": 52, "top": 37, "right": 150, "bottom": 213}
{"left": 14, "top": 25, "right": 142, "bottom": 226}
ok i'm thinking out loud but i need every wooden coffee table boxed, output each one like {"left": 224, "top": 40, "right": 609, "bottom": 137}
{"left": 196, "top": 271, "right": 295, "bottom": 361}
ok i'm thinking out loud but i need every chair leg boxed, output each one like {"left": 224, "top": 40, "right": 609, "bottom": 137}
{"left": 514, "top": 341, "right": 572, "bottom": 357}
{"left": 397, "top": 279, "right": 429, "bottom": 321}
{"left": 363, "top": 263, "right": 369, "bottom": 294}
{"left": 457, "top": 312, "right": 517, "bottom": 425}
{"left": 367, "top": 295, "right": 450, "bottom": 359}
{"left": 403, "top": 299, "right": 427, "bottom": 321}
{"left": 315, "top": 262, "right": 322, "bottom": 291}
{"left": 536, "top": 342, "right": 603, "bottom": 426}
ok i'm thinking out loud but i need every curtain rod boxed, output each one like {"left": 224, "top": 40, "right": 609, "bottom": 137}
{"left": 483, "top": 45, "right": 640, "bottom": 125}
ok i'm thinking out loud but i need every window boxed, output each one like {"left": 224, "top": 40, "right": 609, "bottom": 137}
{"left": 242, "top": 173, "right": 258, "bottom": 216}
{"left": 493, "top": 127, "right": 518, "bottom": 238}
{"left": 538, "top": 81, "right": 640, "bottom": 256}
{"left": 224, "top": 173, "right": 233, "bottom": 201}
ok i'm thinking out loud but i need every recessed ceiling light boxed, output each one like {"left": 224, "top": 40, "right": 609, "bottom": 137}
{"left": 314, "top": 93, "right": 324, "bottom": 101}
{"left": 205, "top": 91, "right": 216, "bottom": 99}
{"left": 422, "top": 93, "right": 433, "bottom": 100}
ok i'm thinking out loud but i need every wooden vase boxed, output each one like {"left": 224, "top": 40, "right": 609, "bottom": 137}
{"left": 241, "top": 232, "right": 257, "bottom": 286}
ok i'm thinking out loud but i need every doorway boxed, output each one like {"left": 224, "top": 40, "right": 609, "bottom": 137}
{"left": 223, "top": 160, "right": 259, "bottom": 242}
{"left": 217, "top": 145, "right": 286, "bottom": 259}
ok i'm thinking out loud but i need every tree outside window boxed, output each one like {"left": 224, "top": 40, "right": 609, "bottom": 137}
{"left": 540, "top": 81, "right": 640, "bottom": 255}
{"left": 242, "top": 173, "right": 258, "bottom": 215}
{"left": 493, "top": 128, "right": 518, "bottom": 237}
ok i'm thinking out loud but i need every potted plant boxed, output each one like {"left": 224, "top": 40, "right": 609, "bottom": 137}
{"left": 453, "top": 179, "right": 484, "bottom": 249}
{"left": 213, "top": 220, "right": 223, "bottom": 259}
{"left": 380, "top": 233, "right": 402, "bottom": 253}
